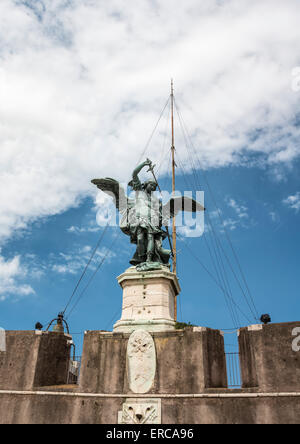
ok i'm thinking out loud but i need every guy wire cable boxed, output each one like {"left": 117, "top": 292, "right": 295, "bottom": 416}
{"left": 174, "top": 97, "right": 259, "bottom": 321}
{"left": 65, "top": 230, "right": 121, "bottom": 319}
{"left": 175, "top": 134, "right": 241, "bottom": 328}
{"left": 137, "top": 96, "right": 170, "bottom": 165}
{"left": 62, "top": 221, "right": 110, "bottom": 316}
{"left": 177, "top": 231, "right": 252, "bottom": 325}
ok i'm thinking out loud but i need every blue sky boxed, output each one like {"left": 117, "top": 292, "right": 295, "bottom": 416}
{"left": 1, "top": 0, "right": 300, "bottom": 354}
{"left": 1, "top": 156, "right": 299, "bottom": 354}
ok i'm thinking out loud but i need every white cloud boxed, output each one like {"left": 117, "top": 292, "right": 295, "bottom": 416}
{"left": 222, "top": 217, "right": 239, "bottom": 231}
{"left": 50, "top": 244, "right": 116, "bottom": 275}
{"left": 0, "top": 252, "right": 35, "bottom": 300}
{"left": 205, "top": 197, "right": 252, "bottom": 232}
{"left": 52, "top": 264, "right": 70, "bottom": 274}
{"left": 283, "top": 192, "right": 300, "bottom": 213}
{"left": 227, "top": 198, "right": 248, "bottom": 219}
{"left": 0, "top": 0, "right": 300, "bottom": 242}
{"left": 67, "top": 225, "right": 100, "bottom": 234}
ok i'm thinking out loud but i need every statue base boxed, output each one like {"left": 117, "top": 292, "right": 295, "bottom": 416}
{"left": 135, "top": 262, "right": 170, "bottom": 272}
{"left": 113, "top": 266, "right": 181, "bottom": 334}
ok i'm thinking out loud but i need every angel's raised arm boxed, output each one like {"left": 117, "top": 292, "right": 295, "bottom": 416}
{"left": 128, "top": 159, "right": 152, "bottom": 190}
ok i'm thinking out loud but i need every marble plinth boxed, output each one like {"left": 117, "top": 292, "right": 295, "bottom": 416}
{"left": 113, "top": 266, "right": 181, "bottom": 333}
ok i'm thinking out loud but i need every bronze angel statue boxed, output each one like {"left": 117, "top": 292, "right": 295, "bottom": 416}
{"left": 92, "top": 159, "right": 204, "bottom": 271}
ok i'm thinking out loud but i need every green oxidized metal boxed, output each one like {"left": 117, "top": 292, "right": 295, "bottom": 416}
{"left": 92, "top": 159, "right": 204, "bottom": 272}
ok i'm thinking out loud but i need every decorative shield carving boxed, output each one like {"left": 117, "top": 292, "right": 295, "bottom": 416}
{"left": 127, "top": 329, "right": 156, "bottom": 393}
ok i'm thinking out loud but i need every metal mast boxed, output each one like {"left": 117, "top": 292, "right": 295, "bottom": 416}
{"left": 170, "top": 79, "right": 177, "bottom": 320}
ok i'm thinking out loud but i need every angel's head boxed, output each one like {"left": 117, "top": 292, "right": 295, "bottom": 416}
{"left": 143, "top": 180, "right": 157, "bottom": 193}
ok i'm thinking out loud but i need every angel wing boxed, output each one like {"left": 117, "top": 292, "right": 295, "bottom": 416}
{"left": 91, "top": 177, "right": 132, "bottom": 212}
{"left": 162, "top": 196, "right": 205, "bottom": 222}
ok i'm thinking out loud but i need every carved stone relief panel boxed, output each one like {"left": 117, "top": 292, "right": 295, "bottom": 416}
{"left": 118, "top": 398, "right": 161, "bottom": 424}
{"left": 127, "top": 329, "right": 156, "bottom": 394}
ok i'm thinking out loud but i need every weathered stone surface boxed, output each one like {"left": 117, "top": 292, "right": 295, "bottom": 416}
{"left": 79, "top": 327, "right": 227, "bottom": 394}
{"left": 0, "top": 392, "right": 299, "bottom": 424}
{"left": 113, "top": 267, "right": 180, "bottom": 333}
{"left": 0, "top": 331, "right": 71, "bottom": 390}
{"left": 127, "top": 330, "right": 156, "bottom": 394}
{"left": 239, "top": 322, "right": 300, "bottom": 392}
{"left": 79, "top": 331, "right": 128, "bottom": 394}
{"left": 118, "top": 398, "right": 161, "bottom": 424}
{"left": 1, "top": 323, "right": 299, "bottom": 423}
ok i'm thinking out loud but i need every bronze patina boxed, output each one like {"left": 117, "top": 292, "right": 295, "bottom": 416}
{"left": 92, "top": 159, "right": 204, "bottom": 272}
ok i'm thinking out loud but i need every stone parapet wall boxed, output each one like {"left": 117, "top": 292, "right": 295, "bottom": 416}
{"left": 79, "top": 327, "right": 227, "bottom": 394}
{"left": 238, "top": 322, "right": 300, "bottom": 392}
{"left": 1, "top": 322, "right": 300, "bottom": 423}
{"left": 0, "top": 331, "right": 71, "bottom": 390}
{"left": 0, "top": 390, "right": 299, "bottom": 424}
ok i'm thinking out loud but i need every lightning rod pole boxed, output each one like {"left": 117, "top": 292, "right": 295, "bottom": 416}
{"left": 171, "top": 79, "right": 177, "bottom": 321}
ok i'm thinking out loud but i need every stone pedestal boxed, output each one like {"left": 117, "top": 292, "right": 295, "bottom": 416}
{"left": 113, "top": 266, "right": 180, "bottom": 333}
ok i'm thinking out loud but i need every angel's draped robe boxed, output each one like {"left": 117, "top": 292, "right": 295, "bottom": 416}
{"left": 122, "top": 177, "right": 168, "bottom": 265}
